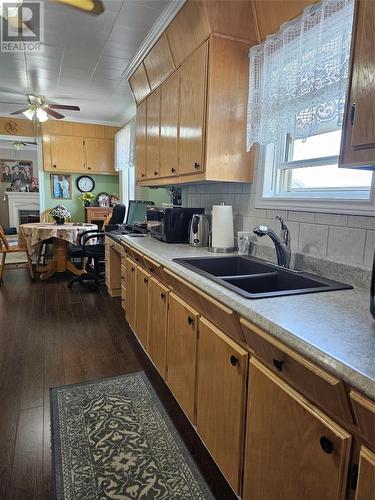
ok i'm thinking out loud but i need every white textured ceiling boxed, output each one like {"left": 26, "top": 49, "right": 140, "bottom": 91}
{"left": 0, "top": 0, "right": 171, "bottom": 125}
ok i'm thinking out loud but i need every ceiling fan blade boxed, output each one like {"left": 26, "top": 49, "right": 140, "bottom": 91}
{"left": 49, "top": 104, "right": 80, "bottom": 111}
{"left": 55, "top": 0, "right": 104, "bottom": 15}
{"left": 45, "top": 108, "right": 65, "bottom": 120}
{"left": 0, "top": 101, "right": 26, "bottom": 105}
{"left": 10, "top": 108, "right": 30, "bottom": 115}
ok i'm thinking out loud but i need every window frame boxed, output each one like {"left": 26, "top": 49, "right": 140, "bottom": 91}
{"left": 255, "top": 137, "right": 375, "bottom": 216}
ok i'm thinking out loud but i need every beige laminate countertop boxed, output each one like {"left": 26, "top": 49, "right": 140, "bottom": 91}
{"left": 109, "top": 234, "right": 375, "bottom": 399}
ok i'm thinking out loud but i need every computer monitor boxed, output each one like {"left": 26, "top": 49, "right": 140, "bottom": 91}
{"left": 126, "top": 200, "right": 154, "bottom": 226}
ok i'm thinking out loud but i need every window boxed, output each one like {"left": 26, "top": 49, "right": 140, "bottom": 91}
{"left": 115, "top": 120, "right": 135, "bottom": 206}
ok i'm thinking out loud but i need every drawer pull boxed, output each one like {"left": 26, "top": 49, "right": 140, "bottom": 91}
{"left": 144, "top": 277, "right": 148, "bottom": 284}
{"left": 194, "top": 162, "right": 200, "bottom": 170}
{"left": 131, "top": 267, "right": 135, "bottom": 272}
{"left": 160, "top": 293, "right": 166, "bottom": 300}
{"left": 320, "top": 436, "right": 334, "bottom": 454}
{"left": 187, "top": 316, "right": 194, "bottom": 325}
{"left": 154, "top": 170, "right": 158, "bottom": 176}
{"left": 135, "top": 256, "right": 140, "bottom": 262}
{"left": 230, "top": 355, "right": 238, "bottom": 366}
{"left": 171, "top": 168, "right": 176, "bottom": 173}
{"left": 273, "top": 359, "right": 284, "bottom": 372}
{"left": 149, "top": 267, "right": 155, "bottom": 273}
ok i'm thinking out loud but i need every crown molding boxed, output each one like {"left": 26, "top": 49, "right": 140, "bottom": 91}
{"left": 122, "top": 0, "right": 186, "bottom": 81}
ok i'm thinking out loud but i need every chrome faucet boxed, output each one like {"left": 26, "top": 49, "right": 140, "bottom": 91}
{"left": 253, "top": 215, "right": 291, "bottom": 268}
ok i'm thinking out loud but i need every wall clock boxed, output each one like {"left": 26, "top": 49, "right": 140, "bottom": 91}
{"left": 76, "top": 175, "right": 95, "bottom": 193}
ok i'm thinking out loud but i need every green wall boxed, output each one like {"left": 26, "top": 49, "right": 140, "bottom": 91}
{"left": 43, "top": 172, "right": 119, "bottom": 222}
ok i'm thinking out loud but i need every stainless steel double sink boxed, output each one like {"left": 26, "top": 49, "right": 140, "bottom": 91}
{"left": 173, "top": 255, "right": 352, "bottom": 298}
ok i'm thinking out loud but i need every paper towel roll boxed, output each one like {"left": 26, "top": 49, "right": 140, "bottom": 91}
{"left": 211, "top": 204, "right": 234, "bottom": 250}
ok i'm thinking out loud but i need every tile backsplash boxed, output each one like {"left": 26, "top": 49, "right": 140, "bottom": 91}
{"left": 182, "top": 181, "right": 375, "bottom": 271}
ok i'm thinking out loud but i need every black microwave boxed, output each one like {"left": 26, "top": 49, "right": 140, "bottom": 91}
{"left": 147, "top": 207, "right": 204, "bottom": 243}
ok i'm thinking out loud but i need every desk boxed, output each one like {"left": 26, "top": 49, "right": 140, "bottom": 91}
{"left": 85, "top": 207, "right": 112, "bottom": 226}
{"left": 21, "top": 222, "right": 97, "bottom": 280}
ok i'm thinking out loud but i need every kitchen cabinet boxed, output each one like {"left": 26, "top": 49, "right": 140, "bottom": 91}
{"left": 147, "top": 277, "right": 169, "bottom": 378}
{"left": 166, "top": 293, "right": 199, "bottom": 422}
{"left": 178, "top": 42, "right": 207, "bottom": 176}
{"left": 243, "top": 358, "right": 352, "bottom": 500}
{"left": 160, "top": 71, "right": 179, "bottom": 178}
{"left": 125, "top": 257, "right": 136, "bottom": 332}
{"left": 104, "top": 238, "right": 123, "bottom": 297}
{"left": 49, "top": 135, "right": 85, "bottom": 172}
{"left": 85, "top": 138, "right": 114, "bottom": 173}
{"left": 135, "top": 100, "right": 147, "bottom": 181}
{"left": 143, "top": 33, "right": 174, "bottom": 91}
{"left": 145, "top": 87, "right": 161, "bottom": 179}
{"left": 355, "top": 446, "right": 375, "bottom": 500}
{"left": 340, "top": 0, "right": 375, "bottom": 168}
{"left": 128, "top": 62, "right": 151, "bottom": 104}
{"left": 135, "top": 265, "right": 150, "bottom": 348}
{"left": 196, "top": 318, "right": 248, "bottom": 494}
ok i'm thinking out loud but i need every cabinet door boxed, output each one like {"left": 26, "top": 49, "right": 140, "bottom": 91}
{"left": 178, "top": 42, "right": 207, "bottom": 176}
{"left": 135, "top": 266, "right": 150, "bottom": 348}
{"left": 146, "top": 88, "right": 161, "bottom": 179}
{"left": 166, "top": 293, "right": 199, "bottom": 422}
{"left": 340, "top": 0, "right": 375, "bottom": 167}
{"left": 136, "top": 100, "right": 147, "bottom": 181}
{"left": 243, "top": 358, "right": 352, "bottom": 500}
{"left": 85, "top": 138, "right": 115, "bottom": 173}
{"left": 125, "top": 258, "right": 136, "bottom": 332}
{"left": 160, "top": 71, "right": 179, "bottom": 178}
{"left": 50, "top": 135, "right": 85, "bottom": 172}
{"left": 147, "top": 278, "right": 169, "bottom": 378}
{"left": 129, "top": 62, "right": 151, "bottom": 104}
{"left": 143, "top": 33, "right": 175, "bottom": 91}
{"left": 355, "top": 446, "right": 375, "bottom": 500}
{"left": 196, "top": 318, "right": 248, "bottom": 494}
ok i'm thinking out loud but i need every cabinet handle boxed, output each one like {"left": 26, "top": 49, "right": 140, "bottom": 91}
{"left": 144, "top": 277, "right": 148, "bottom": 284}
{"left": 135, "top": 256, "right": 140, "bottom": 262}
{"left": 141, "top": 173, "right": 145, "bottom": 178}
{"left": 171, "top": 168, "right": 176, "bottom": 173}
{"left": 88, "top": 166, "right": 91, "bottom": 170}
{"left": 53, "top": 165, "right": 57, "bottom": 169}
{"left": 154, "top": 170, "right": 158, "bottom": 176}
{"left": 230, "top": 355, "right": 238, "bottom": 366}
{"left": 187, "top": 316, "right": 194, "bottom": 325}
{"left": 320, "top": 436, "right": 334, "bottom": 454}
{"left": 350, "top": 103, "right": 356, "bottom": 126}
{"left": 273, "top": 359, "right": 284, "bottom": 372}
{"left": 131, "top": 267, "right": 135, "bottom": 272}
{"left": 194, "top": 162, "right": 200, "bottom": 170}
{"left": 149, "top": 267, "right": 155, "bottom": 273}
{"left": 160, "top": 292, "right": 166, "bottom": 300}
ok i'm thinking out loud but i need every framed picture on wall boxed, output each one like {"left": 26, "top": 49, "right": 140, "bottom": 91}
{"left": 50, "top": 174, "right": 72, "bottom": 199}
{"left": 1, "top": 159, "right": 33, "bottom": 183}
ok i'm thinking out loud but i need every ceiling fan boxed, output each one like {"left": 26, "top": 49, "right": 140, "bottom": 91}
{"left": 55, "top": 0, "right": 105, "bottom": 15}
{"left": 0, "top": 94, "right": 81, "bottom": 122}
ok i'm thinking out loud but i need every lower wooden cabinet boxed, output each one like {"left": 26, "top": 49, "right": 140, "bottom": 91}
{"left": 355, "top": 446, "right": 375, "bottom": 500}
{"left": 196, "top": 318, "right": 248, "bottom": 494}
{"left": 166, "top": 293, "right": 199, "bottom": 422}
{"left": 125, "top": 257, "right": 136, "bottom": 331}
{"left": 243, "top": 358, "right": 352, "bottom": 500}
{"left": 147, "top": 277, "right": 169, "bottom": 378}
{"left": 135, "top": 266, "right": 150, "bottom": 347}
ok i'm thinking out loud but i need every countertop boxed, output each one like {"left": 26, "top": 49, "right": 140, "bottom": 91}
{"left": 109, "top": 233, "right": 375, "bottom": 399}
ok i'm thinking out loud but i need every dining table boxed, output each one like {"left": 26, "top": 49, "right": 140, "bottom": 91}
{"left": 21, "top": 222, "right": 97, "bottom": 280}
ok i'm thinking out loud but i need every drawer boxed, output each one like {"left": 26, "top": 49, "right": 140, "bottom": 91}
{"left": 130, "top": 248, "right": 145, "bottom": 267}
{"left": 143, "top": 255, "right": 163, "bottom": 281}
{"left": 350, "top": 390, "right": 375, "bottom": 447}
{"left": 163, "top": 268, "right": 246, "bottom": 346}
{"left": 240, "top": 318, "right": 354, "bottom": 424}
{"left": 121, "top": 263, "right": 126, "bottom": 278}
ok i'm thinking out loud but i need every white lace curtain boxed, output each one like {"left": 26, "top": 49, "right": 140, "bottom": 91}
{"left": 247, "top": 0, "right": 354, "bottom": 150}
{"left": 115, "top": 119, "right": 135, "bottom": 171}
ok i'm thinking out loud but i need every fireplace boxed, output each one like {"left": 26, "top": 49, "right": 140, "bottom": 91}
{"left": 18, "top": 209, "right": 40, "bottom": 225}
{"left": 4, "top": 192, "right": 40, "bottom": 228}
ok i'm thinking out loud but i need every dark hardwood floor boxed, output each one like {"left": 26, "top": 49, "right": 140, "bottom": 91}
{"left": 0, "top": 269, "right": 236, "bottom": 500}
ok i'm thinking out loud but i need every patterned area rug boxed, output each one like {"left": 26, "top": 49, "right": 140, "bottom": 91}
{"left": 51, "top": 372, "right": 214, "bottom": 500}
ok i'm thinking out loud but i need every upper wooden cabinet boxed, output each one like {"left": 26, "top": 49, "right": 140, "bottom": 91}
{"left": 340, "top": 0, "right": 375, "bottom": 168}
{"left": 178, "top": 42, "right": 207, "bottom": 176}
{"left": 243, "top": 358, "right": 352, "bottom": 500}
{"left": 146, "top": 87, "right": 161, "bottom": 179}
{"left": 48, "top": 135, "right": 85, "bottom": 172}
{"left": 85, "top": 138, "right": 114, "bottom": 173}
{"left": 143, "top": 33, "right": 175, "bottom": 91}
{"left": 135, "top": 99, "right": 147, "bottom": 181}
{"left": 160, "top": 70, "right": 179, "bottom": 178}
{"left": 128, "top": 62, "right": 151, "bottom": 105}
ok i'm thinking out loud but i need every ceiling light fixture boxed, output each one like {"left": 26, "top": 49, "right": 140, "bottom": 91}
{"left": 23, "top": 108, "right": 35, "bottom": 120}
{"left": 36, "top": 108, "right": 48, "bottom": 122}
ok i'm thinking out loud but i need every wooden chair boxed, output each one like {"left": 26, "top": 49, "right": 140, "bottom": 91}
{"left": 0, "top": 226, "right": 34, "bottom": 285}
{"left": 40, "top": 208, "right": 54, "bottom": 223}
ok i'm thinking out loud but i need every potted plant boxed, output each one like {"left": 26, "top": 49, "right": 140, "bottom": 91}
{"left": 50, "top": 205, "right": 71, "bottom": 225}
{"left": 79, "top": 192, "right": 96, "bottom": 207}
